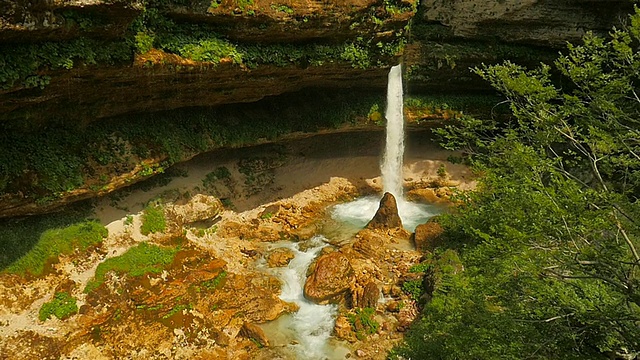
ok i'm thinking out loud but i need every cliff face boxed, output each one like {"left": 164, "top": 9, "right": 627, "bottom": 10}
{"left": 0, "top": 0, "right": 636, "bottom": 217}
{"left": 421, "top": 0, "right": 634, "bottom": 48}
{"left": 0, "top": 0, "right": 412, "bottom": 123}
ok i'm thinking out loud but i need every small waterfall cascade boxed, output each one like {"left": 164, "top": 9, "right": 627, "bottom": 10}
{"left": 381, "top": 64, "right": 405, "bottom": 199}
{"left": 261, "top": 236, "right": 348, "bottom": 359}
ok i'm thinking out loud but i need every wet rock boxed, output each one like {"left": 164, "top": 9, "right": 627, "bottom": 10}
{"left": 413, "top": 219, "right": 444, "bottom": 251}
{"left": 266, "top": 248, "right": 295, "bottom": 268}
{"left": 240, "top": 323, "right": 269, "bottom": 348}
{"left": 168, "top": 194, "right": 222, "bottom": 225}
{"left": 366, "top": 192, "right": 402, "bottom": 230}
{"left": 304, "top": 252, "right": 355, "bottom": 304}
{"left": 241, "top": 248, "right": 258, "bottom": 257}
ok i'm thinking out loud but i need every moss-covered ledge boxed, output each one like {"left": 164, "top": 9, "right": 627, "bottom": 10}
{"left": 0, "top": 89, "right": 498, "bottom": 218}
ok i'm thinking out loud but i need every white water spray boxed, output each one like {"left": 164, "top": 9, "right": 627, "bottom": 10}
{"left": 381, "top": 64, "right": 405, "bottom": 199}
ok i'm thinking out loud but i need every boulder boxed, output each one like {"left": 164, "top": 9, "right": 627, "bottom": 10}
{"left": 366, "top": 192, "right": 402, "bottom": 230}
{"left": 266, "top": 248, "right": 295, "bottom": 268}
{"left": 413, "top": 220, "right": 444, "bottom": 251}
{"left": 304, "top": 252, "right": 355, "bottom": 304}
{"left": 240, "top": 323, "right": 269, "bottom": 348}
{"left": 168, "top": 194, "right": 222, "bottom": 225}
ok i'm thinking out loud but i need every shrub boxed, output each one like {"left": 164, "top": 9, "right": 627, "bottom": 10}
{"left": 347, "top": 307, "right": 379, "bottom": 340}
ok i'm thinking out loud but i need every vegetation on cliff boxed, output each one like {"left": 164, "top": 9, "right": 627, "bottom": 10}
{"left": 0, "top": 0, "right": 415, "bottom": 90}
{"left": 394, "top": 8, "right": 640, "bottom": 359}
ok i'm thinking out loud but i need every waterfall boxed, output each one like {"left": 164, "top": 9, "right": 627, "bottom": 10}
{"left": 381, "top": 64, "right": 405, "bottom": 199}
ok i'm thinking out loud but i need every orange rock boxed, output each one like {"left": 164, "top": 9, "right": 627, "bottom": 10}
{"left": 366, "top": 192, "right": 402, "bottom": 230}
{"left": 304, "top": 252, "right": 355, "bottom": 304}
{"left": 413, "top": 220, "right": 444, "bottom": 251}
{"left": 266, "top": 248, "right": 295, "bottom": 268}
{"left": 240, "top": 322, "right": 269, "bottom": 347}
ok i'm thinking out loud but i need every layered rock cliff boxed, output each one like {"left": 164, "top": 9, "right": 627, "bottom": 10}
{"left": 0, "top": 0, "right": 635, "bottom": 217}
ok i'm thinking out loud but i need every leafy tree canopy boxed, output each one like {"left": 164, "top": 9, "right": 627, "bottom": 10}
{"left": 394, "top": 7, "right": 640, "bottom": 360}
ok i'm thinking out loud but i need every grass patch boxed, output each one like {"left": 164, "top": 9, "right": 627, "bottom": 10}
{"left": 5, "top": 219, "right": 107, "bottom": 276}
{"left": 84, "top": 242, "right": 178, "bottom": 293}
{"left": 140, "top": 204, "right": 166, "bottom": 235}
{"left": 39, "top": 292, "right": 78, "bottom": 321}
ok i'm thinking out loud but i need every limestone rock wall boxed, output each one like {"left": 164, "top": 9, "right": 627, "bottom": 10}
{"left": 421, "top": 0, "right": 634, "bottom": 47}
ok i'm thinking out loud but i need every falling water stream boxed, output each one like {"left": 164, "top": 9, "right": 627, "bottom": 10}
{"left": 262, "top": 64, "right": 439, "bottom": 359}
{"left": 381, "top": 64, "right": 405, "bottom": 199}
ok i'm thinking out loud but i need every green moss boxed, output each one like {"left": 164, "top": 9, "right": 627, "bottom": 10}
{"left": 85, "top": 242, "right": 178, "bottom": 293}
{"left": 39, "top": 292, "right": 78, "bottom": 321}
{"left": 5, "top": 220, "right": 107, "bottom": 276}
{"left": 140, "top": 204, "right": 166, "bottom": 235}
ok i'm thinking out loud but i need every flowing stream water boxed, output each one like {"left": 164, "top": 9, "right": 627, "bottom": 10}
{"left": 262, "top": 64, "right": 439, "bottom": 359}
{"left": 260, "top": 237, "right": 350, "bottom": 359}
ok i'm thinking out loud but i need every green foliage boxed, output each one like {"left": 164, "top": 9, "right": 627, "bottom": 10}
{"left": 346, "top": 307, "right": 379, "bottom": 340}
{"left": 401, "top": 279, "right": 423, "bottom": 301}
{"left": 39, "top": 292, "right": 78, "bottom": 321}
{"left": 202, "top": 166, "right": 231, "bottom": 189}
{"left": 85, "top": 242, "right": 178, "bottom": 293}
{"left": 6, "top": 220, "right": 107, "bottom": 276}
{"left": 397, "top": 9, "right": 640, "bottom": 359}
{"left": 0, "top": 38, "right": 132, "bottom": 90}
{"left": 140, "top": 204, "right": 166, "bottom": 235}
{"left": 135, "top": 32, "right": 155, "bottom": 54}
{"left": 436, "top": 164, "right": 447, "bottom": 178}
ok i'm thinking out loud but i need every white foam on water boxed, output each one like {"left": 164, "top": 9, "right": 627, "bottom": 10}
{"left": 265, "top": 236, "right": 349, "bottom": 360}
{"left": 331, "top": 195, "right": 440, "bottom": 233}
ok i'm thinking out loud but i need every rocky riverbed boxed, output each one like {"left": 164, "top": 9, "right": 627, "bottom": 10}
{"left": 0, "top": 131, "right": 474, "bottom": 359}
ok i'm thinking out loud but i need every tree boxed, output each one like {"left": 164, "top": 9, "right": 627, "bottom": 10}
{"left": 394, "top": 7, "right": 640, "bottom": 360}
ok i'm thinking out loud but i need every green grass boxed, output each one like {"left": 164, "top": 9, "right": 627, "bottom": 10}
{"left": 39, "top": 292, "right": 78, "bottom": 321}
{"left": 84, "top": 242, "right": 178, "bottom": 293}
{"left": 140, "top": 204, "right": 166, "bottom": 235}
{"left": 0, "top": 202, "right": 94, "bottom": 272}
{"left": 4, "top": 219, "right": 107, "bottom": 276}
